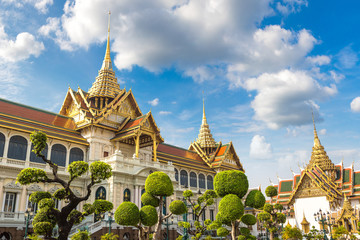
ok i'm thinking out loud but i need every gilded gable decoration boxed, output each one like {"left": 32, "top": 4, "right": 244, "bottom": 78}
{"left": 335, "top": 195, "right": 359, "bottom": 232}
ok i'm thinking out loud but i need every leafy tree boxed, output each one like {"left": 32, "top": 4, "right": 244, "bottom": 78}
{"left": 100, "top": 233, "right": 119, "bottom": 240}
{"left": 70, "top": 230, "right": 90, "bottom": 240}
{"left": 282, "top": 225, "right": 303, "bottom": 240}
{"left": 257, "top": 186, "right": 286, "bottom": 240}
{"left": 213, "top": 170, "right": 265, "bottom": 240}
{"left": 16, "top": 131, "right": 113, "bottom": 240}
{"left": 114, "top": 172, "right": 186, "bottom": 240}
{"left": 333, "top": 226, "right": 350, "bottom": 240}
{"left": 178, "top": 189, "right": 218, "bottom": 240}
{"left": 303, "top": 226, "right": 323, "bottom": 240}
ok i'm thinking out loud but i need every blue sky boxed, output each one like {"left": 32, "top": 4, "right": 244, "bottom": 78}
{"left": 1, "top": 0, "right": 360, "bottom": 187}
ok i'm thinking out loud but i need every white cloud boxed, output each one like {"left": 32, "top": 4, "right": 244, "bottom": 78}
{"left": 249, "top": 135, "right": 272, "bottom": 159}
{"left": 336, "top": 46, "right": 358, "bottom": 69}
{"left": 277, "top": 150, "right": 309, "bottom": 172}
{"left": 2, "top": 0, "right": 53, "bottom": 13}
{"left": 319, "top": 129, "right": 326, "bottom": 135}
{"left": 350, "top": 97, "right": 360, "bottom": 112}
{"left": 0, "top": 21, "right": 44, "bottom": 62}
{"left": 276, "top": 0, "right": 308, "bottom": 15}
{"left": 159, "top": 111, "right": 172, "bottom": 115}
{"left": 0, "top": 61, "right": 28, "bottom": 101}
{"left": 242, "top": 70, "right": 337, "bottom": 129}
{"left": 148, "top": 98, "right": 159, "bottom": 106}
{"left": 306, "top": 55, "right": 331, "bottom": 66}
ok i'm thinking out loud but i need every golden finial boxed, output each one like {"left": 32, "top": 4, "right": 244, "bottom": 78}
{"left": 312, "top": 111, "right": 321, "bottom": 147}
{"left": 102, "top": 10, "right": 112, "bottom": 70}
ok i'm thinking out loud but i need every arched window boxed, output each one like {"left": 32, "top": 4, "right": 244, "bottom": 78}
{"left": 190, "top": 172, "right": 197, "bottom": 188}
{"left": 141, "top": 189, "right": 146, "bottom": 207}
{"left": 180, "top": 170, "right": 188, "bottom": 187}
{"left": 95, "top": 186, "right": 106, "bottom": 200}
{"left": 174, "top": 168, "right": 179, "bottom": 182}
{"left": 69, "top": 148, "right": 84, "bottom": 164}
{"left": 0, "top": 132, "right": 5, "bottom": 157}
{"left": 94, "top": 186, "right": 106, "bottom": 222}
{"left": 207, "top": 175, "right": 213, "bottom": 189}
{"left": 199, "top": 174, "right": 205, "bottom": 189}
{"left": 50, "top": 144, "right": 66, "bottom": 167}
{"left": 30, "top": 144, "right": 48, "bottom": 163}
{"left": 8, "top": 135, "right": 27, "bottom": 160}
{"left": 123, "top": 233, "right": 130, "bottom": 240}
{"left": 124, "top": 188, "right": 131, "bottom": 202}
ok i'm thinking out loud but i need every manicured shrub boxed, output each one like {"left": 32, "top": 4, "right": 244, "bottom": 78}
{"left": 217, "top": 227, "right": 229, "bottom": 237}
{"left": 29, "top": 191, "right": 52, "bottom": 203}
{"left": 140, "top": 205, "right": 158, "bottom": 226}
{"left": 145, "top": 171, "right": 174, "bottom": 197}
{"left": 241, "top": 214, "right": 257, "bottom": 226}
{"left": 245, "top": 190, "right": 265, "bottom": 209}
{"left": 265, "top": 186, "right": 277, "bottom": 198}
{"left": 93, "top": 199, "right": 113, "bottom": 214}
{"left": 114, "top": 202, "right": 139, "bottom": 226}
{"left": 218, "top": 194, "right": 244, "bottom": 223}
{"left": 141, "top": 192, "right": 159, "bottom": 207}
{"left": 214, "top": 170, "right": 248, "bottom": 198}
{"left": 169, "top": 200, "right": 187, "bottom": 215}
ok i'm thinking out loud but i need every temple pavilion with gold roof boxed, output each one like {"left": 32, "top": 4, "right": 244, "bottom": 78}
{"left": 269, "top": 117, "right": 360, "bottom": 234}
{"left": 0, "top": 16, "right": 243, "bottom": 239}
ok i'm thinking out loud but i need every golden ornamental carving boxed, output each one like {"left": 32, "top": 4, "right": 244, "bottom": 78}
{"left": 294, "top": 175, "right": 326, "bottom": 199}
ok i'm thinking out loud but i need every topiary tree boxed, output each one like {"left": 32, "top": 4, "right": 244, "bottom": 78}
{"left": 257, "top": 186, "right": 286, "bottom": 240}
{"left": 16, "top": 131, "right": 113, "bottom": 240}
{"left": 178, "top": 189, "right": 218, "bottom": 239}
{"left": 114, "top": 172, "right": 186, "bottom": 240}
{"left": 282, "top": 225, "right": 302, "bottom": 240}
{"left": 213, "top": 170, "right": 265, "bottom": 240}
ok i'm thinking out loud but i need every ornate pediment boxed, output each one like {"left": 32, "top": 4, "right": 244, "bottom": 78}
{"left": 27, "top": 184, "right": 43, "bottom": 192}
{"left": 118, "top": 98, "right": 136, "bottom": 118}
{"left": 4, "top": 180, "right": 22, "bottom": 190}
{"left": 49, "top": 186, "right": 60, "bottom": 194}
{"left": 292, "top": 174, "right": 326, "bottom": 199}
{"left": 72, "top": 189, "right": 82, "bottom": 197}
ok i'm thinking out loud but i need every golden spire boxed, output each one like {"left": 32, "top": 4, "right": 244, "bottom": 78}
{"left": 301, "top": 212, "right": 309, "bottom": 225}
{"left": 312, "top": 112, "right": 321, "bottom": 147}
{"left": 196, "top": 98, "right": 216, "bottom": 150}
{"left": 102, "top": 10, "right": 112, "bottom": 70}
{"left": 308, "top": 112, "right": 336, "bottom": 175}
{"left": 88, "top": 11, "right": 121, "bottom": 101}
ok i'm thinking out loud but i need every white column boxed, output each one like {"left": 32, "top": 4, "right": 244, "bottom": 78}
{"left": 135, "top": 185, "right": 139, "bottom": 207}
{"left": 65, "top": 146, "right": 70, "bottom": 167}
{"left": 25, "top": 140, "right": 31, "bottom": 166}
{"left": 19, "top": 186, "right": 27, "bottom": 212}
{"left": 3, "top": 135, "right": 10, "bottom": 160}
{"left": 0, "top": 178, "right": 4, "bottom": 210}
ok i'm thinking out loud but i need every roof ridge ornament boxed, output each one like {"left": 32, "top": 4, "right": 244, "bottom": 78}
{"left": 196, "top": 97, "right": 216, "bottom": 150}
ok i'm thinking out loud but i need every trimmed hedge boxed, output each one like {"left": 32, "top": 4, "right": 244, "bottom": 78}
{"left": 145, "top": 172, "right": 174, "bottom": 197}
{"left": 114, "top": 202, "right": 139, "bottom": 226}
{"left": 214, "top": 170, "right": 248, "bottom": 198}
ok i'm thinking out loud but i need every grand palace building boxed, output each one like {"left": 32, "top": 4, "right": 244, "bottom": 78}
{"left": 0, "top": 21, "right": 244, "bottom": 239}
{"left": 269, "top": 120, "right": 360, "bottom": 236}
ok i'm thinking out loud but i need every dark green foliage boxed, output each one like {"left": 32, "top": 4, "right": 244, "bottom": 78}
{"left": 263, "top": 203, "right": 273, "bottom": 213}
{"left": 30, "top": 131, "right": 47, "bottom": 155}
{"left": 239, "top": 227, "right": 250, "bottom": 236}
{"left": 33, "top": 222, "right": 53, "bottom": 237}
{"left": 71, "top": 230, "right": 91, "bottom": 240}
{"left": 114, "top": 202, "right": 140, "bottom": 226}
{"left": 82, "top": 203, "right": 95, "bottom": 216}
{"left": 90, "top": 161, "right": 113, "bottom": 183}
{"left": 141, "top": 192, "right": 160, "bottom": 207}
{"left": 17, "top": 168, "right": 48, "bottom": 185}
{"left": 245, "top": 190, "right": 265, "bottom": 209}
{"left": 218, "top": 194, "right": 244, "bottom": 223}
{"left": 276, "top": 212, "right": 286, "bottom": 223}
{"left": 169, "top": 200, "right": 187, "bottom": 215}
{"left": 248, "top": 235, "right": 257, "bottom": 240}
{"left": 145, "top": 171, "right": 174, "bottom": 197}
{"left": 53, "top": 188, "right": 68, "bottom": 200}
{"left": 38, "top": 198, "right": 55, "bottom": 209}
{"left": 241, "top": 214, "right": 257, "bottom": 226}
{"left": 214, "top": 170, "right": 249, "bottom": 198}
{"left": 93, "top": 199, "right": 113, "bottom": 214}
{"left": 274, "top": 203, "right": 283, "bottom": 211}
{"left": 217, "top": 227, "right": 229, "bottom": 237}
{"left": 29, "top": 191, "right": 52, "bottom": 203}
{"left": 68, "top": 161, "right": 89, "bottom": 179}
{"left": 139, "top": 205, "right": 158, "bottom": 226}
{"left": 265, "top": 186, "right": 278, "bottom": 198}
{"left": 68, "top": 210, "right": 84, "bottom": 224}
{"left": 257, "top": 212, "right": 271, "bottom": 221}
